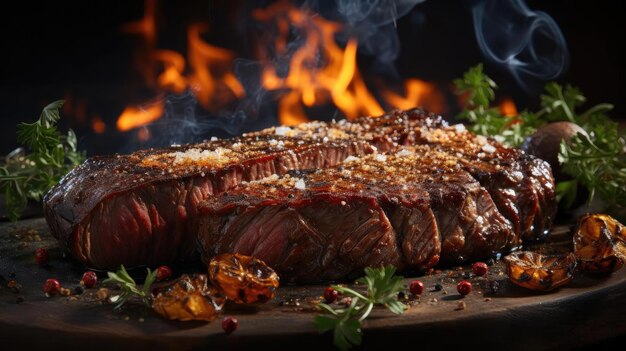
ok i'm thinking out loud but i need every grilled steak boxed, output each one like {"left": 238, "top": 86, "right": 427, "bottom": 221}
{"left": 44, "top": 136, "right": 374, "bottom": 268}
{"left": 197, "top": 148, "right": 513, "bottom": 282}
{"left": 253, "top": 111, "right": 554, "bottom": 244}
{"left": 43, "top": 108, "right": 556, "bottom": 272}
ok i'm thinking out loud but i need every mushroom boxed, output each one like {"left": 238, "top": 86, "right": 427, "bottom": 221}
{"left": 522, "top": 121, "right": 587, "bottom": 180}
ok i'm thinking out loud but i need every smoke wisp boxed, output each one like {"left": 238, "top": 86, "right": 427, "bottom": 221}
{"left": 472, "top": 0, "right": 569, "bottom": 88}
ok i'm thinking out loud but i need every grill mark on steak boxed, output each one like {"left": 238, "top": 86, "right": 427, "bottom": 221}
{"left": 200, "top": 195, "right": 401, "bottom": 282}
{"left": 45, "top": 136, "right": 374, "bottom": 268}
{"left": 44, "top": 108, "right": 556, "bottom": 273}
{"left": 253, "top": 109, "right": 555, "bottom": 244}
{"left": 197, "top": 149, "right": 513, "bottom": 282}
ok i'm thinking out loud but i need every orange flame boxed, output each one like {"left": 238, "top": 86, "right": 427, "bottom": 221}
{"left": 121, "top": 0, "right": 156, "bottom": 45}
{"left": 187, "top": 24, "right": 245, "bottom": 109}
{"left": 116, "top": 2, "right": 245, "bottom": 132}
{"left": 500, "top": 98, "right": 518, "bottom": 117}
{"left": 115, "top": 0, "right": 450, "bottom": 134}
{"left": 254, "top": 3, "right": 383, "bottom": 125}
{"left": 383, "top": 79, "right": 446, "bottom": 114}
{"left": 154, "top": 50, "right": 187, "bottom": 93}
{"left": 117, "top": 103, "right": 164, "bottom": 132}
{"left": 92, "top": 116, "right": 106, "bottom": 134}
{"left": 121, "top": 0, "right": 157, "bottom": 88}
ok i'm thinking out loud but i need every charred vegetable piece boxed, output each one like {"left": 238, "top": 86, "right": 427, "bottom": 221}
{"left": 209, "top": 253, "right": 279, "bottom": 304}
{"left": 152, "top": 274, "right": 225, "bottom": 321}
{"left": 574, "top": 214, "right": 626, "bottom": 273}
{"left": 504, "top": 251, "right": 577, "bottom": 291}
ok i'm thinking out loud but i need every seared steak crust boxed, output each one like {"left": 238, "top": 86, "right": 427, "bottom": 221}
{"left": 43, "top": 108, "right": 556, "bottom": 272}
{"left": 197, "top": 148, "right": 514, "bottom": 282}
{"left": 255, "top": 110, "right": 555, "bottom": 245}
{"left": 44, "top": 136, "right": 374, "bottom": 268}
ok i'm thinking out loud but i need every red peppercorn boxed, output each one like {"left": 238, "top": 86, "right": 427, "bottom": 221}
{"left": 35, "top": 248, "right": 49, "bottom": 265}
{"left": 457, "top": 280, "right": 472, "bottom": 296}
{"left": 409, "top": 280, "right": 424, "bottom": 295}
{"left": 222, "top": 316, "right": 238, "bottom": 334}
{"left": 43, "top": 278, "right": 61, "bottom": 295}
{"left": 155, "top": 266, "right": 173, "bottom": 281}
{"left": 81, "top": 271, "right": 98, "bottom": 288}
{"left": 472, "top": 262, "right": 489, "bottom": 276}
{"left": 323, "top": 287, "right": 339, "bottom": 303}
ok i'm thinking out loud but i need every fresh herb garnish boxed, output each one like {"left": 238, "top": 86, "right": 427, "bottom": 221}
{"left": 314, "top": 265, "right": 405, "bottom": 350}
{"left": 454, "top": 63, "right": 543, "bottom": 147}
{"left": 103, "top": 265, "right": 157, "bottom": 309}
{"left": 455, "top": 64, "right": 626, "bottom": 215}
{"left": 0, "top": 100, "right": 85, "bottom": 221}
{"left": 558, "top": 125, "right": 626, "bottom": 211}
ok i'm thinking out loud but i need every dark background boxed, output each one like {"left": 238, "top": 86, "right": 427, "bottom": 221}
{"left": 1, "top": 0, "right": 624, "bottom": 156}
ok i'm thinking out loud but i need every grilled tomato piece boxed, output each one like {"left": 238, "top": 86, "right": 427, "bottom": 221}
{"left": 152, "top": 274, "right": 225, "bottom": 321}
{"left": 504, "top": 251, "right": 577, "bottom": 291}
{"left": 209, "top": 253, "right": 279, "bottom": 304}
{"left": 574, "top": 214, "right": 626, "bottom": 273}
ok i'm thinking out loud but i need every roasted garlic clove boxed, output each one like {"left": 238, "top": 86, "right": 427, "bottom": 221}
{"left": 504, "top": 251, "right": 577, "bottom": 291}
{"left": 209, "top": 253, "right": 279, "bottom": 304}
{"left": 574, "top": 214, "right": 626, "bottom": 273}
{"left": 152, "top": 274, "right": 225, "bottom": 321}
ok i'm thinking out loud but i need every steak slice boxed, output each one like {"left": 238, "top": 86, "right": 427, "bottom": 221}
{"left": 197, "top": 148, "right": 513, "bottom": 282}
{"left": 254, "top": 109, "right": 555, "bottom": 246}
{"left": 43, "top": 108, "right": 555, "bottom": 271}
{"left": 44, "top": 136, "right": 375, "bottom": 269}
{"left": 397, "top": 122, "right": 555, "bottom": 244}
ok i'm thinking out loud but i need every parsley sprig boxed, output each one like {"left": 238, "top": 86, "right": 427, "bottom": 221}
{"left": 314, "top": 265, "right": 405, "bottom": 350}
{"left": 103, "top": 265, "right": 157, "bottom": 309}
{"left": 0, "top": 100, "right": 85, "bottom": 221}
{"left": 454, "top": 64, "right": 543, "bottom": 147}
{"left": 558, "top": 120, "right": 626, "bottom": 211}
{"left": 455, "top": 64, "right": 626, "bottom": 215}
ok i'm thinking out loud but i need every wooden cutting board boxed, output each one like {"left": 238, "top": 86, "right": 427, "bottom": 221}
{"left": 1, "top": 218, "right": 625, "bottom": 350}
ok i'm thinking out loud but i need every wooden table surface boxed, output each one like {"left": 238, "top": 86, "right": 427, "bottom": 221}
{"left": 1, "top": 218, "right": 625, "bottom": 350}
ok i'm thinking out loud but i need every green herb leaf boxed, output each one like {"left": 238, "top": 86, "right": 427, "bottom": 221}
{"left": 453, "top": 63, "right": 496, "bottom": 109}
{"left": 39, "top": 100, "right": 65, "bottom": 127}
{"left": 314, "top": 265, "right": 405, "bottom": 350}
{"left": 454, "top": 64, "right": 542, "bottom": 147}
{"left": 539, "top": 83, "right": 585, "bottom": 123}
{"left": 314, "top": 314, "right": 340, "bottom": 333}
{"left": 359, "top": 265, "right": 405, "bottom": 313}
{"left": 333, "top": 318, "right": 362, "bottom": 351}
{"left": 333, "top": 286, "right": 368, "bottom": 301}
{"left": 103, "top": 265, "right": 157, "bottom": 309}
{"left": 558, "top": 129, "right": 626, "bottom": 211}
{"left": 314, "top": 313, "right": 363, "bottom": 351}
{"left": 1, "top": 100, "right": 85, "bottom": 221}
{"left": 142, "top": 268, "right": 157, "bottom": 296}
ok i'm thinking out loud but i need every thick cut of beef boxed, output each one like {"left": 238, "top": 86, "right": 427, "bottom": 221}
{"left": 43, "top": 108, "right": 556, "bottom": 272}
{"left": 44, "top": 136, "right": 374, "bottom": 268}
{"left": 255, "top": 112, "right": 554, "bottom": 246}
{"left": 196, "top": 147, "right": 513, "bottom": 282}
